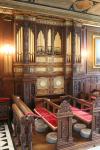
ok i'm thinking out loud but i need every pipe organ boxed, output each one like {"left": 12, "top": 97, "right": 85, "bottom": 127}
{"left": 13, "top": 17, "right": 65, "bottom": 105}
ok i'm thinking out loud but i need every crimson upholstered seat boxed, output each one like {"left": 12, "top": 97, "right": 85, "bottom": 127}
{"left": 34, "top": 107, "right": 57, "bottom": 130}
{"left": 71, "top": 106, "right": 92, "bottom": 124}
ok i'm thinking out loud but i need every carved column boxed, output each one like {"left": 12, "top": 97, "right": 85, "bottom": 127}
{"left": 71, "top": 21, "right": 76, "bottom": 96}
{"left": 57, "top": 100, "right": 73, "bottom": 150}
{"left": 68, "top": 117, "right": 73, "bottom": 142}
{"left": 64, "top": 21, "right": 72, "bottom": 95}
{"left": 23, "top": 22, "right": 29, "bottom": 64}
{"left": 71, "top": 21, "right": 83, "bottom": 96}
{"left": 71, "top": 21, "right": 76, "bottom": 65}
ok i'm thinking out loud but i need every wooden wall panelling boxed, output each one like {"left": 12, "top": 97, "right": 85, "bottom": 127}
{"left": 23, "top": 80, "right": 35, "bottom": 106}
{"left": 71, "top": 22, "right": 85, "bottom": 96}
{"left": 0, "top": 18, "right": 14, "bottom": 97}
{"left": 0, "top": 78, "right": 3, "bottom": 97}
{"left": 2, "top": 77, "right": 14, "bottom": 97}
{"left": 72, "top": 76, "right": 87, "bottom": 96}
{"left": 14, "top": 78, "right": 23, "bottom": 98}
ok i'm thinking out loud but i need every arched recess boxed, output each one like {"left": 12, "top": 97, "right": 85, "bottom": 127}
{"left": 37, "top": 30, "right": 45, "bottom": 55}
{"left": 54, "top": 32, "right": 61, "bottom": 54}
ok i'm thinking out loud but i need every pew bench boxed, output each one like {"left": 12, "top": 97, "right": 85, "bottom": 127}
{"left": 34, "top": 107, "right": 58, "bottom": 131}
{"left": 35, "top": 96, "right": 93, "bottom": 126}
{"left": 71, "top": 106, "right": 92, "bottom": 124}
{"left": 34, "top": 97, "right": 93, "bottom": 133}
{"left": 59, "top": 95, "right": 93, "bottom": 124}
{"left": 34, "top": 98, "right": 59, "bottom": 131}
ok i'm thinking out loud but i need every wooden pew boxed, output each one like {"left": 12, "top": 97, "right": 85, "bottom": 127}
{"left": 34, "top": 98, "right": 100, "bottom": 149}
{"left": 60, "top": 95, "right": 92, "bottom": 110}
{"left": 12, "top": 95, "right": 39, "bottom": 150}
{"left": 57, "top": 97, "right": 100, "bottom": 150}
{"left": 34, "top": 95, "right": 93, "bottom": 130}
{"left": 13, "top": 95, "right": 100, "bottom": 150}
{"left": 34, "top": 98, "right": 60, "bottom": 130}
{"left": 12, "top": 104, "right": 26, "bottom": 150}
{"left": 59, "top": 95, "right": 93, "bottom": 124}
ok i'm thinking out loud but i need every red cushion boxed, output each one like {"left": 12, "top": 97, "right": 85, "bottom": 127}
{"left": 0, "top": 98, "right": 10, "bottom": 102}
{"left": 34, "top": 105, "right": 92, "bottom": 130}
{"left": 71, "top": 106, "right": 92, "bottom": 124}
{"left": 91, "top": 96, "right": 96, "bottom": 100}
{"left": 34, "top": 107, "right": 57, "bottom": 130}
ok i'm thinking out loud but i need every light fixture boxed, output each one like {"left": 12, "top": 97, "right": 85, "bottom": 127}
{"left": 1, "top": 44, "right": 15, "bottom": 55}
{"left": 81, "top": 49, "right": 88, "bottom": 58}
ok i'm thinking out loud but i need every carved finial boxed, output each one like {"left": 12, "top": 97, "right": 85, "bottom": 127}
{"left": 58, "top": 100, "right": 71, "bottom": 113}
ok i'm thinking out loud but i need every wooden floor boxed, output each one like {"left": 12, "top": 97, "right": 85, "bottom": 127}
{"left": 14, "top": 127, "right": 56, "bottom": 150}
{"left": 11, "top": 124, "right": 100, "bottom": 150}
{"left": 32, "top": 129, "right": 56, "bottom": 150}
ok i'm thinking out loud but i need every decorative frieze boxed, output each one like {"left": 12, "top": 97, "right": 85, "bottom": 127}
{"left": 36, "top": 18, "right": 65, "bottom": 26}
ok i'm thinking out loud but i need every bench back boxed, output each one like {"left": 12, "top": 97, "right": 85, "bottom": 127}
{"left": 60, "top": 95, "right": 92, "bottom": 112}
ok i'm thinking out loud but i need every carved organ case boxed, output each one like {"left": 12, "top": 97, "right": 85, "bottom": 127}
{"left": 13, "top": 17, "right": 65, "bottom": 103}
{"left": 65, "top": 22, "right": 86, "bottom": 96}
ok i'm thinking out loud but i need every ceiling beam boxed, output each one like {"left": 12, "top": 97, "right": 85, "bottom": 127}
{"left": 0, "top": 0, "right": 100, "bottom": 26}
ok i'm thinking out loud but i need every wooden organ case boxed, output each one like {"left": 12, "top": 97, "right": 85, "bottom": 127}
{"left": 13, "top": 16, "right": 100, "bottom": 104}
{"left": 13, "top": 16, "right": 65, "bottom": 105}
